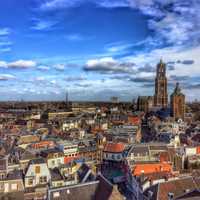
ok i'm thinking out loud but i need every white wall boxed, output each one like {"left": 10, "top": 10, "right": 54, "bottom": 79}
{"left": 25, "top": 163, "right": 51, "bottom": 187}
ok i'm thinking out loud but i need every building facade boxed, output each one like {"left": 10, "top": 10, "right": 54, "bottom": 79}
{"left": 137, "top": 96, "right": 153, "bottom": 113}
{"left": 154, "top": 60, "right": 168, "bottom": 108}
{"left": 171, "top": 83, "right": 185, "bottom": 120}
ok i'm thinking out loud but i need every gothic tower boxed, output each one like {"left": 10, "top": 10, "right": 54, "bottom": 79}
{"left": 170, "top": 83, "right": 185, "bottom": 121}
{"left": 154, "top": 59, "right": 168, "bottom": 108}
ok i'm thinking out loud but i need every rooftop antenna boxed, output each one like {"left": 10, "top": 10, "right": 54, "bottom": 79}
{"left": 160, "top": 57, "right": 163, "bottom": 63}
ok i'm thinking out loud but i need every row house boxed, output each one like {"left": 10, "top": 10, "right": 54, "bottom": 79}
{"left": 40, "top": 148, "right": 65, "bottom": 169}
{"left": 62, "top": 118, "right": 81, "bottom": 131}
{"left": 17, "top": 134, "right": 40, "bottom": 149}
{"left": 57, "top": 140, "right": 79, "bottom": 163}
{"left": 0, "top": 170, "right": 24, "bottom": 194}
{"left": 24, "top": 158, "right": 51, "bottom": 188}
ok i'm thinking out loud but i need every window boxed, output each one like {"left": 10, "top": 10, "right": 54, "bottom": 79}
{"left": 51, "top": 160, "right": 55, "bottom": 166}
{"left": 11, "top": 183, "right": 17, "bottom": 190}
{"left": 28, "top": 178, "right": 33, "bottom": 185}
{"left": 0, "top": 183, "right": 4, "bottom": 190}
{"left": 57, "top": 182, "right": 63, "bottom": 187}
{"left": 35, "top": 166, "right": 40, "bottom": 174}
{"left": 39, "top": 176, "right": 47, "bottom": 184}
{"left": 53, "top": 192, "right": 60, "bottom": 198}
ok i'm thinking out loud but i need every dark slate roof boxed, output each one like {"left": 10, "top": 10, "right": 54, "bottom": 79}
{"left": 144, "top": 176, "right": 200, "bottom": 200}
{"left": 94, "top": 174, "right": 113, "bottom": 200}
{"left": 176, "top": 189, "right": 200, "bottom": 200}
{"left": 48, "top": 181, "right": 99, "bottom": 200}
{"left": 48, "top": 173, "right": 123, "bottom": 200}
{"left": 40, "top": 148, "right": 64, "bottom": 158}
{"left": 7, "top": 169, "right": 23, "bottom": 180}
{"left": 77, "top": 163, "right": 95, "bottom": 183}
{"left": 20, "top": 149, "right": 36, "bottom": 160}
{"left": 128, "top": 145, "right": 149, "bottom": 157}
{"left": 50, "top": 168, "right": 63, "bottom": 181}
{"left": 30, "top": 158, "right": 45, "bottom": 165}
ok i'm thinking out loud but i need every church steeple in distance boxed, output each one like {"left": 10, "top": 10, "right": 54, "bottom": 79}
{"left": 154, "top": 59, "right": 168, "bottom": 108}
{"left": 170, "top": 82, "right": 185, "bottom": 120}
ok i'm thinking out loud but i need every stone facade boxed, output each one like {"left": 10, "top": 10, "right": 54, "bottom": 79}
{"left": 170, "top": 83, "right": 185, "bottom": 120}
{"left": 154, "top": 60, "right": 168, "bottom": 108}
{"left": 137, "top": 96, "right": 153, "bottom": 113}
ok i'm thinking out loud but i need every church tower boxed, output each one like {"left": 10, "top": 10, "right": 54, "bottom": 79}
{"left": 154, "top": 59, "right": 168, "bottom": 108}
{"left": 170, "top": 83, "right": 185, "bottom": 121}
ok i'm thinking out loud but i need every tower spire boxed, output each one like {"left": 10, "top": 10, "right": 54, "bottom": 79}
{"left": 154, "top": 59, "right": 168, "bottom": 108}
{"left": 160, "top": 57, "right": 163, "bottom": 64}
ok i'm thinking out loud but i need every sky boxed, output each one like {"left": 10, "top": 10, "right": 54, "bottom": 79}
{"left": 0, "top": 0, "right": 200, "bottom": 101}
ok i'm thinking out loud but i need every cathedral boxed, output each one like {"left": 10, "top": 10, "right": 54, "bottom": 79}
{"left": 154, "top": 59, "right": 168, "bottom": 108}
{"left": 170, "top": 82, "right": 185, "bottom": 120}
{"left": 137, "top": 59, "right": 185, "bottom": 121}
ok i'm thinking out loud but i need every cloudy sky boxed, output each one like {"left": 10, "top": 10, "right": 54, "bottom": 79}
{"left": 0, "top": 0, "right": 199, "bottom": 101}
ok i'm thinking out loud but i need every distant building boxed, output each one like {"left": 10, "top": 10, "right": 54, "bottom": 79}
{"left": 111, "top": 97, "right": 119, "bottom": 104}
{"left": 103, "top": 142, "right": 125, "bottom": 162}
{"left": 154, "top": 59, "right": 168, "bottom": 108}
{"left": 137, "top": 96, "right": 153, "bottom": 113}
{"left": 170, "top": 83, "right": 185, "bottom": 121}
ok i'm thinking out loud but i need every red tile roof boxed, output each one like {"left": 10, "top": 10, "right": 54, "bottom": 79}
{"left": 104, "top": 142, "right": 125, "bottom": 153}
{"left": 133, "top": 163, "right": 172, "bottom": 176}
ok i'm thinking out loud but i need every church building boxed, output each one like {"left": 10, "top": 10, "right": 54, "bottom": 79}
{"left": 154, "top": 59, "right": 168, "bottom": 108}
{"left": 170, "top": 82, "right": 185, "bottom": 121}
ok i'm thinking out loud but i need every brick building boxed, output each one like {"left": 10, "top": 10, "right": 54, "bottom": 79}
{"left": 170, "top": 83, "right": 185, "bottom": 121}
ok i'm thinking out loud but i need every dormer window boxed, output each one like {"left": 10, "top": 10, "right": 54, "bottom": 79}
{"left": 35, "top": 166, "right": 40, "bottom": 174}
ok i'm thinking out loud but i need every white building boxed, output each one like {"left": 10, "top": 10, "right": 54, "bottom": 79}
{"left": 41, "top": 149, "right": 65, "bottom": 169}
{"left": 57, "top": 141, "right": 78, "bottom": 157}
{"left": 25, "top": 158, "right": 51, "bottom": 188}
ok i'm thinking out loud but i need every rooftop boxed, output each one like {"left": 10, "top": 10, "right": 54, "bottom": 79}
{"left": 104, "top": 142, "right": 125, "bottom": 153}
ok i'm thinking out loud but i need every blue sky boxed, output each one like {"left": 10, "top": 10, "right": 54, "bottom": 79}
{"left": 0, "top": 0, "right": 200, "bottom": 101}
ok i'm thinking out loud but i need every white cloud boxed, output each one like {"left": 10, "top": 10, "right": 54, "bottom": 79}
{"left": 0, "top": 74, "right": 16, "bottom": 81}
{"left": 37, "top": 65, "right": 50, "bottom": 70}
{"left": 0, "top": 28, "right": 11, "bottom": 36}
{"left": 39, "top": 0, "right": 83, "bottom": 11}
{"left": 84, "top": 57, "right": 135, "bottom": 74}
{"left": 105, "top": 42, "right": 133, "bottom": 53}
{"left": 35, "top": 76, "right": 46, "bottom": 81}
{"left": 54, "top": 64, "right": 65, "bottom": 71}
{"left": 65, "top": 34, "right": 83, "bottom": 41}
{"left": 8, "top": 60, "right": 36, "bottom": 69}
{"left": 0, "top": 41, "right": 12, "bottom": 46}
{"left": 64, "top": 75, "right": 86, "bottom": 82}
{"left": 97, "top": 0, "right": 129, "bottom": 8}
{"left": 124, "top": 45, "right": 200, "bottom": 77}
{"left": 0, "top": 47, "right": 11, "bottom": 53}
{"left": 0, "top": 61, "right": 7, "bottom": 68}
{"left": 31, "top": 18, "right": 58, "bottom": 30}
{"left": 50, "top": 80, "right": 57, "bottom": 85}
